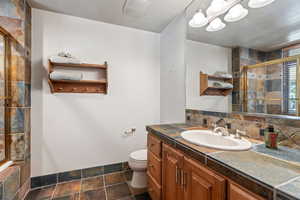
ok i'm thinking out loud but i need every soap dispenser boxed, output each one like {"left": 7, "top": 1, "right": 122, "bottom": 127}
{"left": 264, "top": 125, "right": 278, "bottom": 149}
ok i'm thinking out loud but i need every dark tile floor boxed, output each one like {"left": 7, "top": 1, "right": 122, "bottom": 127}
{"left": 25, "top": 171, "right": 151, "bottom": 200}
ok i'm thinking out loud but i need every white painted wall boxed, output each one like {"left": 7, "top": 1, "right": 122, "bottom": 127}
{"left": 160, "top": 13, "right": 186, "bottom": 123}
{"left": 186, "top": 40, "right": 232, "bottom": 113}
{"left": 31, "top": 9, "right": 161, "bottom": 177}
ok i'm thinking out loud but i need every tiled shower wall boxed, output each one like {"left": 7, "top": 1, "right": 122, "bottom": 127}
{"left": 232, "top": 47, "right": 283, "bottom": 114}
{"left": 0, "top": 0, "right": 31, "bottom": 200}
{"left": 186, "top": 109, "right": 300, "bottom": 150}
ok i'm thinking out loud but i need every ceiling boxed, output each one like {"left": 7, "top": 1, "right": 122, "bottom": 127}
{"left": 27, "top": 0, "right": 192, "bottom": 33}
{"left": 186, "top": 0, "right": 300, "bottom": 51}
{"left": 28, "top": 0, "right": 300, "bottom": 51}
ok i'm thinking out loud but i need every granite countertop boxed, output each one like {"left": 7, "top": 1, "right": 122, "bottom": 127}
{"left": 146, "top": 123, "right": 300, "bottom": 200}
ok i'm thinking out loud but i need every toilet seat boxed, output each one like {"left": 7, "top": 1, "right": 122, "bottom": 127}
{"left": 130, "top": 149, "right": 147, "bottom": 161}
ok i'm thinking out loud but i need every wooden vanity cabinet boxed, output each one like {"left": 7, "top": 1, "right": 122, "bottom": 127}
{"left": 228, "top": 181, "right": 265, "bottom": 200}
{"left": 147, "top": 133, "right": 265, "bottom": 200}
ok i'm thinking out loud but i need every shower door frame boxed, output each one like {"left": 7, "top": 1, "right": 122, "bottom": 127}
{"left": 242, "top": 55, "right": 300, "bottom": 116}
{"left": 0, "top": 28, "right": 10, "bottom": 164}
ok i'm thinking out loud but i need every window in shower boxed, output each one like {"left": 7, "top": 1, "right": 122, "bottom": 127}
{"left": 283, "top": 44, "right": 300, "bottom": 114}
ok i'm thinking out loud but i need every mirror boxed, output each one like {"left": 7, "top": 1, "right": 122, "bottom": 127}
{"left": 185, "top": 0, "right": 300, "bottom": 117}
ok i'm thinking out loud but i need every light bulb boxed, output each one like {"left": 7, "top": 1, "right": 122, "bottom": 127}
{"left": 207, "top": 0, "right": 227, "bottom": 16}
{"left": 248, "top": 0, "right": 275, "bottom": 8}
{"left": 206, "top": 18, "right": 226, "bottom": 32}
{"left": 189, "top": 10, "right": 208, "bottom": 28}
{"left": 194, "top": 11, "right": 205, "bottom": 22}
{"left": 224, "top": 4, "right": 248, "bottom": 22}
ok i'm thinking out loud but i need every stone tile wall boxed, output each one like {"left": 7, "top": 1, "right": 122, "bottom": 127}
{"left": 0, "top": 0, "right": 31, "bottom": 199}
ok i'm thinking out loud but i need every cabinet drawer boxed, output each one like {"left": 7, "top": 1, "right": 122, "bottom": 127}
{"left": 148, "top": 134, "right": 162, "bottom": 158}
{"left": 228, "top": 181, "right": 265, "bottom": 200}
{"left": 148, "top": 151, "right": 162, "bottom": 185}
{"left": 148, "top": 173, "right": 161, "bottom": 200}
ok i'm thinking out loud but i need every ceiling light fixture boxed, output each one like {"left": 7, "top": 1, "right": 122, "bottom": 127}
{"left": 189, "top": 10, "right": 208, "bottom": 28}
{"left": 224, "top": 4, "right": 248, "bottom": 22}
{"left": 206, "top": 0, "right": 228, "bottom": 16}
{"left": 206, "top": 18, "right": 226, "bottom": 32}
{"left": 248, "top": 0, "right": 275, "bottom": 8}
{"left": 189, "top": 0, "right": 276, "bottom": 32}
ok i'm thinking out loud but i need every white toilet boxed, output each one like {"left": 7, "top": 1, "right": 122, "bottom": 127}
{"left": 128, "top": 149, "right": 148, "bottom": 188}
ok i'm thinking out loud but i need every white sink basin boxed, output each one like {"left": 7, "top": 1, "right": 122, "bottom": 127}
{"left": 181, "top": 130, "right": 252, "bottom": 151}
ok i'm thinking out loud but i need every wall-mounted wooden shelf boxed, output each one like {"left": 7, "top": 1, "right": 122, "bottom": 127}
{"left": 200, "top": 72, "right": 233, "bottom": 96}
{"left": 49, "top": 62, "right": 107, "bottom": 69}
{"left": 48, "top": 60, "right": 108, "bottom": 94}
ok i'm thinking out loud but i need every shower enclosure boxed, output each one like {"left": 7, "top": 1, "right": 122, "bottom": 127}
{"left": 242, "top": 55, "right": 300, "bottom": 116}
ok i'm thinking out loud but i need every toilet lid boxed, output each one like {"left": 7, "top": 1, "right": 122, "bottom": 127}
{"left": 130, "top": 149, "right": 147, "bottom": 161}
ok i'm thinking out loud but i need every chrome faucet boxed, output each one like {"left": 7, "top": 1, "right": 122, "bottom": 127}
{"left": 213, "top": 118, "right": 230, "bottom": 136}
{"left": 213, "top": 126, "right": 230, "bottom": 136}
{"left": 234, "top": 129, "right": 247, "bottom": 139}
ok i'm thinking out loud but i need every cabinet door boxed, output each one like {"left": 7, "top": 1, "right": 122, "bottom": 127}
{"left": 184, "top": 157, "right": 226, "bottom": 200}
{"left": 228, "top": 182, "right": 265, "bottom": 200}
{"left": 148, "top": 172, "right": 162, "bottom": 200}
{"left": 162, "top": 144, "right": 184, "bottom": 200}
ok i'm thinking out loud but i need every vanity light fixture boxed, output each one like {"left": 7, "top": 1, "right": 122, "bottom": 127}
{"left": 224, "top": 4, "right": 248, "bottom": 22}
{"left": 248, "top": 0, "right": 275, "bottom": 8}
{"left": 189, "top": 10, "right": 208, "bottom": 28}
{"left": 206, "top": 18, "right": 226, "bottom": 32}
{"left": 189, "top": 0, "right": 276, "bottom": 32}
{"left": 206, "top": 0, "right": 228, "bottom": 16}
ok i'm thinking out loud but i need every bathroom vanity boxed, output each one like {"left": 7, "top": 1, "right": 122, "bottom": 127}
{"left": 146, "top": 124, "right": 300, "bottom": 200}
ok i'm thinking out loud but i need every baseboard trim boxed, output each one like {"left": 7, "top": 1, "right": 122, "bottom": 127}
{"left": 31, "top": 161, "right": 129, "bottom": 189}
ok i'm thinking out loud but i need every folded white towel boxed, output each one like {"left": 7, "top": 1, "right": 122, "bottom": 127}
{"left": 49, "top": 71, "right": 83, "bottom": 81}
{"left": 58, "top": 52, "right": 73, "bottom": 58}
{"left": 212, "top": 81, "right": 233, "bottom": 89}
{"left": 213, "top": 71, "right": 232, "bottom": 79}
{"left": 49, "top": 56, "right": 82, "bottom": 64}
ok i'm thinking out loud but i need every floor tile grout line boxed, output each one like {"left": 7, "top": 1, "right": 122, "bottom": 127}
{"left": 50, "top": 183, "right": 58, "bottom": 200}
{"left": 103, "top": 170, "right": 130, "bottom": 177}
{"left": 103, "top": 174, "right": 108, "bottom": 200}
{"left": 81, "top": 173, "right": 105, "bottom": 181}
{"left": 105, "top": 172, "right": 128, "bottom": 188}
{"left": 105, "top": 181, "right": 128, "bottom": 188}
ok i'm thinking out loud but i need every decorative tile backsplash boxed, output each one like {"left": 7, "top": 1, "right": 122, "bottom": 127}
{"left": 186, "top": 109, "right": 300, "bottom": 150}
